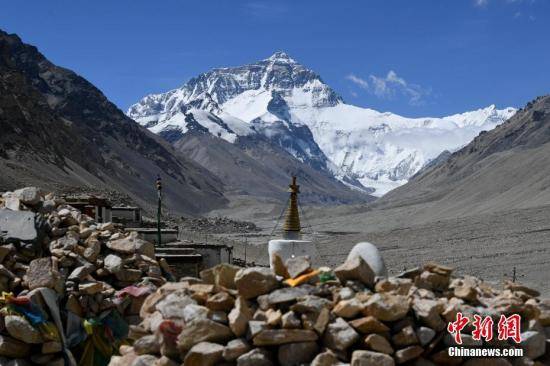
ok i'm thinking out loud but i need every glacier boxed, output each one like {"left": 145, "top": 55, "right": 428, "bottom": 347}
{"left": 128, "top": 51, "right": 516, "bottom": 196}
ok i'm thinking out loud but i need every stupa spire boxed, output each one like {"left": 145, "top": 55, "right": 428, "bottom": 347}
{"left": 283, "top": 176, "right": 301, "bottom": 238}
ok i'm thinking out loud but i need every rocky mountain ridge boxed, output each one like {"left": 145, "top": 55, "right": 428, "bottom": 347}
{"left": 129, "top": 52, "right": 516, "bottom": 196}
{"left": 0, "top": 29, "right": 226, "bottom": 215}
{"left": 378, "top": 95, "right": 550, "bottom": 217}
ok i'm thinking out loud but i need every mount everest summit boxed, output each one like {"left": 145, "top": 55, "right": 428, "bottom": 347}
{"left": 128, "top": 51, "right": 516, "bottom": 196}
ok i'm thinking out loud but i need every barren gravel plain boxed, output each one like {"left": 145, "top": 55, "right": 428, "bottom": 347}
{"left": 213, "top": 200, "right": 550, "bottom": 296}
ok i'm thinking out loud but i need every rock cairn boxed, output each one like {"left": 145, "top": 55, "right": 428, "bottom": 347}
{"left": 114, "top": 255, "right": 550, "bottom": 365}
{"left": 0, "top": 187, "right": 171, "bottom": 365}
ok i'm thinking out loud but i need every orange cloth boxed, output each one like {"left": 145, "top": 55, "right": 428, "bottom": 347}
{"left": 284, "top": 269, "right": 320, "bottom": 287}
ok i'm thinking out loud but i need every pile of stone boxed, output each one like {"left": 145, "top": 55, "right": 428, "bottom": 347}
{"left": 113, "top": 254, "right": 550, "bottom": 366}
{"left": 0, "top": 187, "right": 171, "bottom": 365}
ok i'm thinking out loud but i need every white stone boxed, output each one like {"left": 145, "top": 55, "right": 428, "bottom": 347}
{"left": 104, "top": 254, "right": 123, "bottom": 273}
{"left": 346, "top": 242, "right": 387, "bottom": 278}
{"left": 268, "top": 239, "right": 319, "bottom": 269}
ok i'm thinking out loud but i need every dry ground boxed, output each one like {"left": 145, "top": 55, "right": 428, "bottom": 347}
{"left": 213, "top": 200, "right": 550, "bottom": 296}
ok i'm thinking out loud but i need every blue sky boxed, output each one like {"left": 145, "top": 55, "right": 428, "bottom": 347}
{"left": 1, "top": 0, "right": 548, "bottom": 117}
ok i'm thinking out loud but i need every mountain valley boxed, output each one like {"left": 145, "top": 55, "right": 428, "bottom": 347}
{"left": 129, "top": 51, "right": 516, "bottom": 196}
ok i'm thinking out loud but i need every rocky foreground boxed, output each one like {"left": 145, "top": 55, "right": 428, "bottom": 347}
{"left": 1, "top": 187, "right": 550, "bottom": 366}
{"left": 0, "top": 187, "right": 172, "bottom": 365}
{"left": 114, "top": 257, "right": 550, "bottom": 365}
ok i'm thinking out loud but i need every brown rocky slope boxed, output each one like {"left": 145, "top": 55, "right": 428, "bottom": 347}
{"left": 0, "top": 29, "right": 226, "bottom": 216}
{"left": 378, "top": 95, "right": 550, "bottom": 219}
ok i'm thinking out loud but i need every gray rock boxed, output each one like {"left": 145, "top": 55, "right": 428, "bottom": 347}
{"left": 278, "top": 341, "right": 319, "bottom": 366}
{"left": 5, "top": 315, "right": 43, "bottom": 344}
{"left": 133, "top": 334, "right": 160, "bottom": 355}
{"left": 417, "top": 326, "right": 436, "bottom": 346}
{"left": 55, "top": 233, "right": 79, "bottom": 250}
{"left": 0, "top": 209, "right": 38, "bottom": 243}
{"left": 184, "top": 341, "right": 224, "bottom": 366}
{"left": 229, "top": 296, "right": 253, "bottom": 337}
{"left": 104, "top": 254, "right": 123, "bottom": 273}
{"left": 223, "top": 338, "right": 251, "bottom": 361}
{"left": 235, "top": 267, "right": 278, "bottom": 299}
{"left": 115, "top": 268, "right": 142, "bottom": 282}
{"left": 311, "top": 350, "right": 342, "bottom": 366}
{"left": 257, "top": 287, "right": 309, "bottom": 308}
{"left": 0, "top": 244, "right": 13, "bottom": 262}
{"left": 106, "top": 232, "right": 155, "bottom": 258}
{"left": 291, "top": 295, "right": 332, "bottom": 313}
{"left": 334, "top": 256, "right": 375, "bottom": 288}
{"left": 339, "top": 287, "right": 355, "bottom": 300}
{"left": 68, "top": 264, "right": 95, "bottom": 281}
{"left": 247, "top": 320, "right": 268, "bottom": 339}
{"left": 183, "top": 304, "right": 211, "bottom": 323}
{"left": 155, "top": 292, "right": 196, "bottom": 319}
{"left": 364, "top": 293, "right": 410, "bottom": 322}
{"left": 520, "top": 331, "right": 546, "bottom": 360}
{"left": 364, "top": 333, "right": 393, "bottom": 354}
{"left": 237, "top": 348, "right": 273, "bottom": 366}
{"left": 395, "top": 346, "right": 424, "bottom": 364}
{"left": 176, "top": 318, "right": 233, "bottom": 351}
{"left": 252, "top": 329, "right": 318, "bottom": 346}
{"left": 211, "top": 263, "right": 240, "bottom": 289}
{"left": 323, "top": 317, "right": 360, "bottom": 351}
{"left": 131, "top": 355, "right": 159, "bottom": 366}
{"left": 12, "top": 187, "right": 42, "bottom": 205}
{"left": 281, "top": 311, "right": 302, "bottom": 329}
{"left": 26, "top": 257, "right": 59, "bottom": 290}
{"left": 351, "top": 350, "right": 395, "bottom": 366}
{"left": 3, "top": 194, "right": 21, "bottom": 211}
{"left": 285, "top": 256, "right": 311, "bottom": 278}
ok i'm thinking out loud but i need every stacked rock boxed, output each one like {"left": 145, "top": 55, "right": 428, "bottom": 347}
{"left": 0, "top": 187, "right": 170, "bottom": 365}
{"left": 113, "top": 254, "right": 550, "bottom": 366}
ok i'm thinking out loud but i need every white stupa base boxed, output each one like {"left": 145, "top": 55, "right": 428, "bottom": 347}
{"left": 347, "top": 241, "right": 388, "bottom": 278}
{"left": 268, "top": 239, "right": 319, "bottom": 268}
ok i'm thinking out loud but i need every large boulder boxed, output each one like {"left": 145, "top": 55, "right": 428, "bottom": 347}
{"left": 184, "top": 342, "right": 224, "bottom": 366}
{"left": 346, "top": 242, "right": 387, "bottom": 278}
{"left": 26, "top": 257, "right": 60, "bottom": 290}
{"left": 212, "top": 263, "right": 240, "bottom": 289}
{"left": 364, "top": 293, "right": 410, "bottom": 322}
{"left": 4, "top": 315, "right": 43, "bottom": 343}
{"left": 334, "top": 256, "right": 375, "bottom": 287}
{"left": 228, "top": 296, "right": 253, "bottom": 337}
{"left": 106, "top": 231, "right": 155, "bottom": 258}
{"left": 223, "top": 338, "right": 251, "bottom": 361}
{"left": 323, "top": 317, "right": 360, "bottom": 351}
{"left": 236, "top": 348, "right": 273, "bottom": 366}
{"left": 0, "top": 209, "right": 40, "bottom": 243}
{"left": 351, "top": 350, "right": 395, "bottom": 366}
{"left": 234, "top": 267, "right": 278, "bottom": 299}
{"left": 12, "top": 187, "right": 43, "bottom": 205}
{"left": 176, "top": 319, "right": 233, "bottom": 351}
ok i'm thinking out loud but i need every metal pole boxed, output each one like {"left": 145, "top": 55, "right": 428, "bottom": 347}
{"left": 244, "top": 236, "right": 247, "bottom": 265}
{"left": 156, "top": 175, "right": 162, "bottom": 246}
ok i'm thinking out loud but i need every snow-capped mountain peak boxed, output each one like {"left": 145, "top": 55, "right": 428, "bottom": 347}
{"left": 128, "top": 52, "right": 516, "bottom": 196}
{"left": 265, "top": 51, "right": 297, "bottom": 64}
